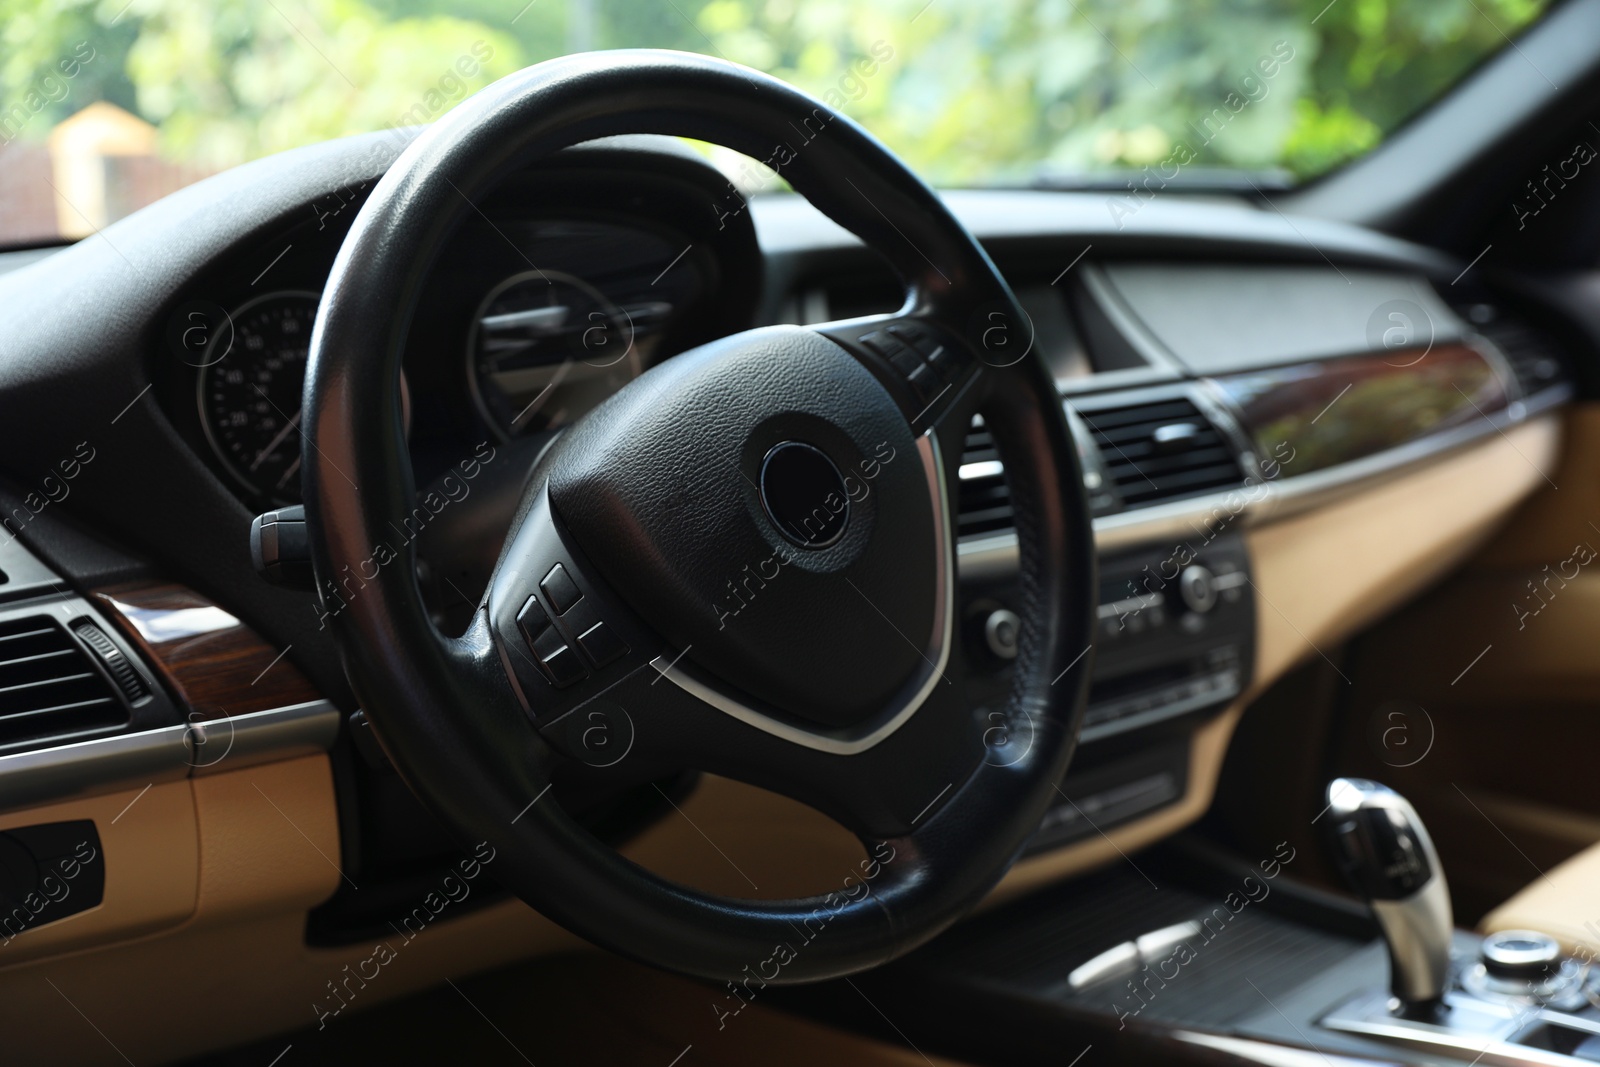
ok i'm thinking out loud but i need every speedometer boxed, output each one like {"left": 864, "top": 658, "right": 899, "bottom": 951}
{"left": 466, "top": 269, "right": 653, "bottom": 439}
{"left": 197, "top": 291, "right": 319, "bottom": 504}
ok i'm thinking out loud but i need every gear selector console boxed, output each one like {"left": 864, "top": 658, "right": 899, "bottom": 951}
{"left": 1320, "top": 778, "right": 1600, "bottom": 1065}
{"left": 1324, "top": 777, "right": 1454, "bottom": 1012}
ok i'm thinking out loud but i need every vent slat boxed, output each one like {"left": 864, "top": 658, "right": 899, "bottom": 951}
{"left": 1103, "top": 446, "right": 1237, "bottom": 477}
{"left": 1083, "top": 397, "right": 1243, "bottom": 506}
{"left": 1105, "top": 460, "right": 1243, "bottom": 484}
{"left": 0, "top": 696, "right": 119, "bottom": 723}
{"left": 0, "top": 648, "right": 77, "bottom": 670}
{"left": 0, "top": 671, "right": 96, "bottom": 695}
{"left": 0, "top": 627, "right": 55, "bottom": 644}
{"left": 0, "top": 615, "right": 129, "bottom": 750}
{"left": 1473, "top": 312, "right": 1569, "bottom": 397}
{"left": 957, "top": 417, "right": 1014, "bottom": 539}
{"left": 954, "top": 396, "right": 1244, "bottom": 540}
{"left": 960, "top": 510, "right": 1011, "bottom": 528}
{"left": 1080, "top": 400, "right": 1197, "bottom": 429}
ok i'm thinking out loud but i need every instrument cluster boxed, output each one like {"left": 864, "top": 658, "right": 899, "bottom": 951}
{"left": 192, "top": 216, "right": 706, "bottom": 505}
{"left": 169, "top": 138, "right": 765, "bottom": 509}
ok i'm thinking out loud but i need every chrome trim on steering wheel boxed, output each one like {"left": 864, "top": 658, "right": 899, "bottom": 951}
{"left": 649, "top": 431, "right": 954, "bottom": 755}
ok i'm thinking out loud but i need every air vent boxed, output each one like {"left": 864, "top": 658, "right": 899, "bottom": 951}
{"left": 1077, "top": 397, "right": 1243, "bottom": 507}
{"left": 1472, "top": 312, "right": 1570, "bottom": 398}
{"left": 957, "top": 418, "right": 1013, "bottom": 539}
{"left": 0, "top": 615, "right": 129, "bottom": 750}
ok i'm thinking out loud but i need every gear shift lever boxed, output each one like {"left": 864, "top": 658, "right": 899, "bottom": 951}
{"left": 1324, "top": 778, "right": 1454, "bottom": 1013}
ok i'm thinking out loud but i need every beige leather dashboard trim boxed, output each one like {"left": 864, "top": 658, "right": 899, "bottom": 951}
{"left": 993, "top": 413, "right": 1561, "bottom": 895}
{"left": 624, "top": 773, "right": 869, "bottom": 898}
{"left": 0, "top": 754, "right": 588, "bottom": 1063}
{"left": 0, "top": 779, "right": 197, "bottom": 966}
{"left": 1481, "top": 838, "right": 1600, "bottom": 957}
{"left": 1246, "top": 414, "right": 1559, "bottom": 686}
{"left": 189, "top": 754, "right": 341, "bottom": 923}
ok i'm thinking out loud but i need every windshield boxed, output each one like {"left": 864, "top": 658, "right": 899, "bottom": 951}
{"left": 0, "top": 0, "right": 1552, "bottom": 248}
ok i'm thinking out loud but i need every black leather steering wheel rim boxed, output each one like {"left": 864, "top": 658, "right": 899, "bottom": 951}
{"left": 303, "top": 49, "right": 1095, "bottom": 983}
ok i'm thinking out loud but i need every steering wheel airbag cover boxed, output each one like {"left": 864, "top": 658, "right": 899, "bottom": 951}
{"left": 549, "top": 325, "right": 934, "bottom": 728}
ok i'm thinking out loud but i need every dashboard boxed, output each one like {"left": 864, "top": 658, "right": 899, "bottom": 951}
{"left": 121, "top": 144, "right": 1583, "bottom": 862}
{"left": 752, "top": 201, "right": 1576, "bottom": 849}
{"left": 0, "top": 133, "right": 1583, "bottom": 1057}
{"left": 7, "top": 135, "right": 1580, "bottom": 838}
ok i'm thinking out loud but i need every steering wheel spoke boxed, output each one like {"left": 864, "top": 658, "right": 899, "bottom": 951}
{"left": 814, "top": 312, "right": 985, "bottom": 436}
{"left": 486, "top": 483, "right": 661, "bottom": 724}
{"left": 528, "top": 641, "right": 983, "bottom": 840}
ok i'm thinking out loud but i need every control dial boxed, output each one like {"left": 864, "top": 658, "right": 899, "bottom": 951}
{"left": 1481, "top": 930, "right": 1562, "bottom": 980}
{"left": 1179, "top": 565, "right": 1218, "bottom": 614}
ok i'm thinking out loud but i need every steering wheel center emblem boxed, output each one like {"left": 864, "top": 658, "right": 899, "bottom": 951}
{"left": 758, "top": 441, "right": 850, "bottom": 548}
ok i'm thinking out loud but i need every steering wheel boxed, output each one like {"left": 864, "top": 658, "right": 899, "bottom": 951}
{"left": 302, "top": 49, "right": 1094, "bottom": 983}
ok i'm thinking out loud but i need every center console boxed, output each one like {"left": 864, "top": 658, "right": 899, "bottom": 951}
{"left": 783, "top": 781, "right": 1600, "bottom": 1067}
{"left": 960, "top": 524, "right": 1254, "bottom": 857}
{"left": 1317, "top": 779, "right": 1600, "bottom": 1065}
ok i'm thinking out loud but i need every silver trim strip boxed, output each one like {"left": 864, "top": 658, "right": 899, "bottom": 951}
{"left": 1066, "top": 940, "right": 1140, "bottom": 991}
{"left": 187, "top": 699, "right": 343, "bottom": 776}
{"left": 1078, "top": 669, "right": 1240, "bottom": 743}
{"left": 650, "top": 433, "right": 954, "bottom": 756}
{"left": 0, "top": 698, "right": 341, "bottom": 811}
{"left": 1321, "top": 988, "right": 1594, "bottom": 1067}
{"left": 1096, "top": 592, "right": 1163, "bottom": 620}
{"left": 1181, "top": 1024, "right": 1570, "bottom": 1067}
{"left": 0, "top": 723, "right": 191, "bottom": 812}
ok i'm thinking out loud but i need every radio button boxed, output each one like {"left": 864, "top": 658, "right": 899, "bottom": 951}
{"left": 984, "top": 608, "right": 1021, "bottom": 660}
{"left": 1179, "top": 565, "right": 1218, "bottom": 614}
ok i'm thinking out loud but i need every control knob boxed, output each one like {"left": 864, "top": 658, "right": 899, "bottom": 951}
{"left": 1179, "top": 565, "right": 1218, "bottom": 614}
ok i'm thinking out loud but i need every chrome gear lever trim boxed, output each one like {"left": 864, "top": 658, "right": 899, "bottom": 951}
{"left": 1324, "top": 777, "right": 1454, "bottom": 1010}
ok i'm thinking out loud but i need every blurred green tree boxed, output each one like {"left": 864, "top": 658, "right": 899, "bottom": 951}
{"left": 0, "top": 0, "right": 1553, "bottom": 183}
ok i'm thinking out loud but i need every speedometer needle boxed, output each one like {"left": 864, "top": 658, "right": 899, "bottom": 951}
{"left": 510, "top": 358, "right": 575, "bottom": 432}
{"left": 276, "top": 455, "right": 302, "bottom": 491}
{"left": 251, "top": 406, "right": 302, "bottom": 471}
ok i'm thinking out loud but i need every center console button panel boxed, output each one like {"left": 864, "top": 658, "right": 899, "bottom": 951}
{"left": 1078, "top": 531, "right": 1254, "bottom": 742}
{"left": 961, "top": 528, "right": 1254, "bottom": 851}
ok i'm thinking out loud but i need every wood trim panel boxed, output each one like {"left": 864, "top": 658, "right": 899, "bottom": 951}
{"left": 1212, "top": 341, "right": 1508, "bottom": 479}
{"left": 91, "top": 581, "right": 320, "bottom": 719}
